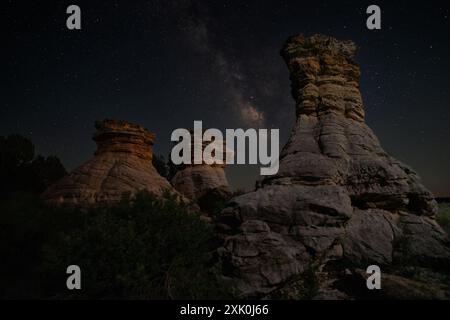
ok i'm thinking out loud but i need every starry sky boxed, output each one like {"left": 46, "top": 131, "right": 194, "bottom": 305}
{"left": 2, "top": 0, "right": 450, "bottom": 196}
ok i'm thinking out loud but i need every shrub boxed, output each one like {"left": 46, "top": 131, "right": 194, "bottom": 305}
{"left": 0, "top": 190, "right": 233, "bottom": 299}
{"left": 41, "top": 191, "right": 232, "bottom": 299}
{"left": 437, "top": 203, "right": 450, "bottom": 234}
{"left": 0, "top": 193, "right": 80, "bottom": 298}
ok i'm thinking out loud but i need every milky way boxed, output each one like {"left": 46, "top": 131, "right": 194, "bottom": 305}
{"left": 2, "top": 0, "right": 450, "bottom": 195}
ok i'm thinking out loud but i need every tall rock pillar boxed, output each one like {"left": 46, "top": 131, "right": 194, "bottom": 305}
{"left": 217, "top": 34, "right": 450, "bottom": 298}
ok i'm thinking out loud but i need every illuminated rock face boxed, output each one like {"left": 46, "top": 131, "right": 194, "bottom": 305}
{"left": 172, "top": 165, "right": 229, "bottom": 201}
{"left": 217, "top": 35, "right": 450, "bottom": 298}
{"left": 42, "top": 119, "right": 176, "bottom": 206}
{"left": 171, "top": 130, "right": 231, "bottom": 211}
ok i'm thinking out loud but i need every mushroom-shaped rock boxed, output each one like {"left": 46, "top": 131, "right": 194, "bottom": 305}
{"left": 171, "top": 129, "right": 231, "bottom": 211}
{"left": 42, "top": 119, "right": 177, "bottom": 206}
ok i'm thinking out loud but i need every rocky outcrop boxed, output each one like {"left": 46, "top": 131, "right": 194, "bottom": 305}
{"left": 172, "top": 166, "right": 229, "bottom": 202}
{"left": 171, "top": 130, "right": 231, "bottom": 212}
{"left": 42, "top": 119, "right": 177, "bottom": 206}
{"left": 217, "top": 34, "right": 450, "bottom": 298}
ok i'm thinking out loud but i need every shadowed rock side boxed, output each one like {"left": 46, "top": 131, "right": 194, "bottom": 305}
{"left": 171, "top": 130, "right": 231, "bottom": 212}
{"left": 42, "top": 119, "right": 177, "bottom": 206}
{"left": 217, "top": 34, "right": 450, "bottom": 299}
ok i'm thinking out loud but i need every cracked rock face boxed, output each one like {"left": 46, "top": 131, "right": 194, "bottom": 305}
{"left": 42, "top": 119, "right": 176, "bottom": 206}
{"left": 217, "top": 34, "right": 450, "bottom": 298}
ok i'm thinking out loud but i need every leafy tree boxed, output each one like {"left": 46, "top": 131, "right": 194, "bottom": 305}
{"left": 0, "top": 134, "right": 66, "bottom": 199}
{"left": 152, "top": 154, "right": 168, "bottom": 178}
{"left": 29, "top": 155, "right": 66, "bottom": 194}
{"left": 0, "top": 134, "right": 35, "bottom": 168}
{"left": 166, "top": 153, "right": 180, "bottom": 180}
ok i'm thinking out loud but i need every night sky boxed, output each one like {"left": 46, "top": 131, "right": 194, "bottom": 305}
{"left": 2, "top": 0, "right": 450, "bottom": 195}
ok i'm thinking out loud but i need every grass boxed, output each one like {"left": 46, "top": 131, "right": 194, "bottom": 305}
{"left": 437, "top": 203, "right": 450, "bottom": 234}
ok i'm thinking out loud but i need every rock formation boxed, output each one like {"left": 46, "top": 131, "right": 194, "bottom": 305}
{"left": 171, "top": 130, "right": 231, "bottom": 212}
{"left": 217, "top": 34, "right": 450, "bottom": 299}
{"left": 42, "top": 119, "right": 177, "bottom": 206}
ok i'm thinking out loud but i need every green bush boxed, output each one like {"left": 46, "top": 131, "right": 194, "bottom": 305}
{"left": 0, "top": 193, "right": 80, "bottom": 298}
{"left": 437, "top": 203, "right": 450, "bottom": 234}
{"left": 0, "top": 190, "right": 232, "bottom": 299}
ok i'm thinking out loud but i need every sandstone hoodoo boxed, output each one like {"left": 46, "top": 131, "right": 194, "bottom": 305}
{"left": 171, "top": 129, "right": 231, "bottom": 212}
{"left": 217, "top": 34, "right": 450, "bottom": 298}
{"left": 42, "top": 119, "right": 176, "bottom": 206}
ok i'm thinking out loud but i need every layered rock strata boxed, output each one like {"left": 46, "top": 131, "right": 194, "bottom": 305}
{"left": 217, "top": 34, "right": 450, "bottom": 298}
{"left": 171, "top": 130, "right": 231, "bottom": 212}
{"left": 42, "top": 119, "right": 176, "bottom": 206}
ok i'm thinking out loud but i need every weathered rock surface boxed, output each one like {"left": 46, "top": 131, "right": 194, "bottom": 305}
{"left": 217, "top": 34, "right": 450, "bottom": 298}
{"left": 171, "top": 130, "right": 231, "bottom": 212}
{"left": 42, "top": 119, "right": 177, "bottom": 206}
{"left": 172, "top": 165, "right": 230, "bottom": 201}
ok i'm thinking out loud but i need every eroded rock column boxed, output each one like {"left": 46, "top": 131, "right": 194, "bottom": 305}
{"left": 217, "top": 34, "right": 450, "bottom": 298}
{"left": 42, "top": 119, "right": 176, "bottom": 206}
{"left": 171, "top": 130, "right": 231, "bottom": 212}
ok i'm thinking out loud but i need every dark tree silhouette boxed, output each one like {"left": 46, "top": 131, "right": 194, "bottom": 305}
{"left": 0, "top": 134, "right": 66, "bottom": 200}
{"left": 152, "top": 154, "right": 168, "bottom": 178}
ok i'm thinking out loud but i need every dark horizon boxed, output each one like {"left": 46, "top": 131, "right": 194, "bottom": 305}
{"left": 2, "top": 0, "right": 450, "bottom": 196}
